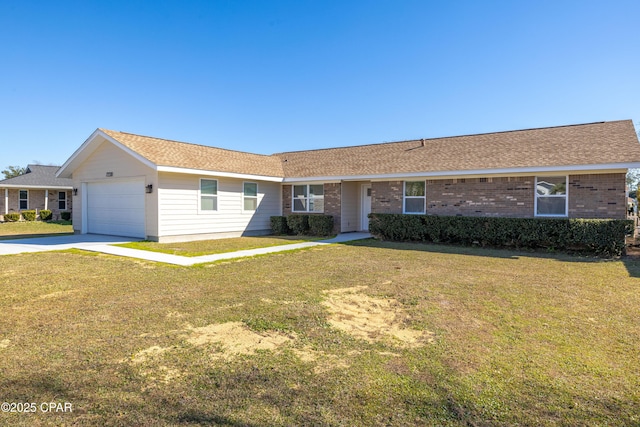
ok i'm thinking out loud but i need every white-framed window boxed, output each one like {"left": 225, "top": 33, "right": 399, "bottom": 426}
{"left": 292, "top": 184, "right": 324, "bottom": 212}
{"left": 58, "top": 191, "right": 67, "bottom": 210}
{"left": 243, "top": 182, "right": 258, "bottom": 212}
{"left": 19, "top": 190, "right": 28, "bottom": 210}
{"left": 535, "top": 176, "right": 567, "bottom": 217}
{"left": 404, "top": 181, "right": 426, "bottom": 214}
{"left": 200, "top": 179, "right": 218, "bottom": 211}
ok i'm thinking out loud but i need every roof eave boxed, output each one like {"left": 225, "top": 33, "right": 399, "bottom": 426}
{"left": 282, "top": 162, "right": 640, "bottom": 182}
{"left": 0, "top": 184, "right": 73, "bottom": 189}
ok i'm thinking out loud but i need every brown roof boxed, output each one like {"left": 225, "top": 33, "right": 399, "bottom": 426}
{"left": 101, "top": 120, "right": 640, "bottom": 179}
{"left": 276, "top": 120, "right": 640, "bottom": 178}
{"left": 100, "top": 129, "right": 284, "bottom": 178}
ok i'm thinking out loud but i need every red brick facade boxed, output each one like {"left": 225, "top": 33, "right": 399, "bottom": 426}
{"left": 371, "top": 181, "right": 404, "bottom": 214}
{"left": 425, "top": 177, "right": 534, "bottom": 217}
{"left": 568, "top": 173, "right": 626, "bottom": 219}
{"left": 281, "top": 173, "right": 628, "bottom": 232}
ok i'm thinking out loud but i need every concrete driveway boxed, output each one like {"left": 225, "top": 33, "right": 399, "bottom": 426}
{"left": 0, "top": 234, "right": 136, "bottom": 255}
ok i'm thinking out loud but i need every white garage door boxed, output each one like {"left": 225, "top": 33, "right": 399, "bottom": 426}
{"left": 87, "top": 180, "right": 146, "bottom": 238}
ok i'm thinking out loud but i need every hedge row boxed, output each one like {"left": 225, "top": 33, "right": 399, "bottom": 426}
{"left": 2, "top": 210, "right": 67, "bottom": 222}
{"left": 270, "top": 215, "right": 334, "bottom": 236}
{"left": 368, "top": 213, "right": 634, "bottom": 256}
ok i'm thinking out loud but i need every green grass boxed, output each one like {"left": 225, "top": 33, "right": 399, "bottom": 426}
{"left": 0, "top": 220, "right": 73, "bottom": 239}
{"left": 0, "top": 240, "right": 639, "bottom": 426}
{"left": 117, "top": 235, "right": 327, "bottom": 256}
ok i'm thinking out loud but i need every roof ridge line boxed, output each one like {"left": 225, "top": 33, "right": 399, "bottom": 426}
{"left": 274, "top": 120, "right": 627, "bottom": 156}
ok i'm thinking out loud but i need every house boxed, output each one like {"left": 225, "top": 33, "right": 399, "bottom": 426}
{"left": 0, "top": 165, "right": 73, "bottom": 221}
{"left": 56, "top": 120, "right": 640, "bottom": 242}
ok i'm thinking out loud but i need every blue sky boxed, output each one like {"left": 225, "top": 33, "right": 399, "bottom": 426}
{"left": 1, "top": 0, "right": 639, "bottom": 168}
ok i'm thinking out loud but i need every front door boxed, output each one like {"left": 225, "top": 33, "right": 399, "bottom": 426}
{"left": 361, "top": 184, "right": 372, "bottom": 231}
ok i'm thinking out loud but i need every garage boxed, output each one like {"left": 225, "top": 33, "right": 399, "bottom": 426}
{"left": 86, "top": 179, "right": 146, "bottom": 238}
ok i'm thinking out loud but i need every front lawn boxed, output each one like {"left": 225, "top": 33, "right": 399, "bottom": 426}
{"left": 0, "top": 220, "right": 73, "bottom": 240}
{"left": 117, "top": 235, "right": 326, "bottom": 256}
{"left": 0, "top": 241, "right": 638, "bottom": 426}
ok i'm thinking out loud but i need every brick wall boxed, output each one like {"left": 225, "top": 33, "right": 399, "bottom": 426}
{"left": 371, "top": 174, "right": 626, "bottom": 220}
{"left": 281, "top": 183, "right": 341, "bottom": 233}
{"left": 282, "top": 185, "right": 292, "bottom": 215}
{"left": 568, "top": 173, "right": 626, "bottom": 219}
{"left": 426, "top": 177, "right": 534, "bottom": 217}
{"left": 371, "top": 181, "right": 403, "bottom": 214}
{"left": 323, "top": 183, "right": 341, "bottom": 234}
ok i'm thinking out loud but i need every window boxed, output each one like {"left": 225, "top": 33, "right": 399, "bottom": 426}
{"left": 535, "top": 176, "right": 567, "bottom": 216}
{"left": 293, "top": 184, "right": 324, "bottom": 212}
{"left": 243, "top": 182, "right": 258, "bottom": 211}
{"left": 58, "top": 191, "right": 67, "bottom": 210}
{"left": 200, "top": 179, "right": 218, "bottom": 211}
{"left": 404, "top": 181, "right": 426, "bottom": 214}
{"left": 19, "top": 190, "right": 28, "bottom": 210}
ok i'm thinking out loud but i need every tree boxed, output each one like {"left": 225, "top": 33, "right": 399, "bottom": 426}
{"left": 1, "top": 165, "right": 26, "bottom": 179}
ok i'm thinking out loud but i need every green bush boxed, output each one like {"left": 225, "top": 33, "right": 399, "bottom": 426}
{"left": 22, "top": 210, "right": 37, "bottom": 221}
{"left": 286, "top": 214, "right": 310, "bottom": 235}
{"left": 369, "top": 213, "right": 633, "bottom": 256}
{"left": 308, "top": 215, "right": 334, "bottom": 236}
{"left": 270, "top": 216, "right": 291, "bottom": 235}
{"left": 61, "top": 211, "right": 71, "bottom": 221}
{"left": 39, "top": 210, "right": 52, "bottom": 221}
{"left": 3, "top": 213, "right": 21, "bottom": 222}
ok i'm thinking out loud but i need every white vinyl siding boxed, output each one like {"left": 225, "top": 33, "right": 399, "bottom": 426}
{"left": 403, "top": 181, "right": 426, "bottom": 214}
{"left": 535, "top": 176, "right": 568, "bottom": 217}
{"left": 340, "top": 181, "right": 360, "bottom": 232}
{"left": 158, "top": 173, "right": 281, "bottom": 237}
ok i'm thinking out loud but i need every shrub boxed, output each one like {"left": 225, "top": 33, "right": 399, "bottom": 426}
{"left": 3, "top": 213, "right": 21, "bottom": 222}
{"left": 270, "top": 216, "right": 291, "bottom": 235}
{"left": 308, "top": 215, "right": 334, "bottom": 236}
{"left": 21, "top": 210, "right": 37, "bottom": 221}
{"left": 369, "top": 213, "right": 633, "bottom": 256}
{"left": 286, "top": 214, "right": 310, "bottom": 235}
{"left": 39, "top": 210, "right": 52, "bottom": 221}
{"left": 61, "top": 211, "right": 71, "bottom": 221}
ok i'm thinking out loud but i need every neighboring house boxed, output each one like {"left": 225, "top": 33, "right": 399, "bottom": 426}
{"left": 0, "top": 165, "right": 73, "bottom": 221}
{"left": 56, "top": 120, "right": 640, "bottom": 242}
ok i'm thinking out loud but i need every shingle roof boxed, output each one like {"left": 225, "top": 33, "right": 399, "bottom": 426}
{"left": 275, "top": 120, "right": 640, "bottom": 178}
{"left": 100, "top": 129, "right": 285, "bottom": 178}
{"left": 99, "top": 120, "right": 640, "bottom": 180}
{"left": 0, "top": 165, "right": 73, "bottom": 188}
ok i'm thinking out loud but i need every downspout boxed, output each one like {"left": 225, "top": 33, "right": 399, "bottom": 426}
{"left": 45, "top": 189, "right": 49, "bottom": 211}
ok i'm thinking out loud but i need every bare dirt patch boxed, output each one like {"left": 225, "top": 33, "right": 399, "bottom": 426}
{"left": 322, "top": 286, "right": 434, "bottom": 348}
{"left": 0, "top": 339, "right": 10, "bottom": 349}
{"left": 128, "top": 345, "right": 172, "bottom": 364}
{"left": 186, "top": 322, "right": 295, "bottom": 359}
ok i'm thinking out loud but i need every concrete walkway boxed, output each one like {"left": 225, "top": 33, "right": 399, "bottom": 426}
{"left": 0, "top": 233, "right": 372, "bottom": 266}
